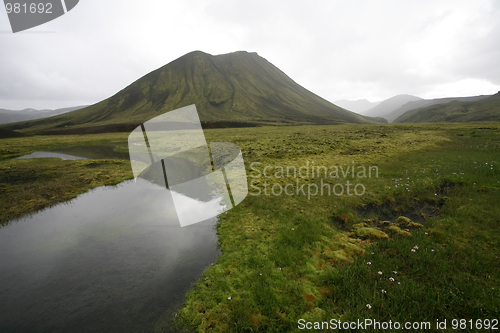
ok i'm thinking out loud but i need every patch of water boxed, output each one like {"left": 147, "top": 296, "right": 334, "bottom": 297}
{"left": 17, "top": 144, "right": 130, "bottom": 160}
{"left": 16, "top": 151, "right": 88, "bottom": 160}
{"left": 0, "top": 180, "right": 219, "bottom": 332}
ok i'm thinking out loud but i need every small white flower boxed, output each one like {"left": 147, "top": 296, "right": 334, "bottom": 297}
{"left": 278, "top": 268, "right": 282, "bottom": 271}
{"left": 367, "top": 262, "right": 372, "bottom": 265}
{"left": 425, "top": 232, "right": 428, "bottom": 235}
{"left": 259, "top": 273, "right": 262, "bottom": 276}
{"left": 397, "top": 282, "right": 401, "bottom": 285}
{"left": 381, "top": 289, "right": 387, "bottom": 293}
{"left": 411, "top": 249, "right": 416, "bottom": 252}
{"left": 291, "top": 228, "right": 294, "bottom": 230}
{"left": 431, "top": 249, "right": 435, "bottom": 252}
{"left": 414, "top": 246, "right": 419, "bottom": 249}
{"left": 371, "top": 252, "right": 374, "bottom": 255}
{"left": 366, "top": 304, "right": 372, "bottom": 309}
{"left": 228, "top": 296, "right": 232, "bottom": 300}
{"left": 378, "top": 271, "right": 383, "bottom": 275}
{"left": 406, "top": 229, "right": 410, "bottom": 232}
{"left": 393, "top": 271, "right": 397, "bottom": 274}
{"left": 389, "top": 277, "right": 395, "bottom": 282}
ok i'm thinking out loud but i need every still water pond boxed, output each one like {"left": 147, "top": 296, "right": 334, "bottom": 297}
{"left": 0, "top": 180, "right": 219, "bottom": 332}
{"left": 17, "top": 144, "right": 130, "bottom": 161}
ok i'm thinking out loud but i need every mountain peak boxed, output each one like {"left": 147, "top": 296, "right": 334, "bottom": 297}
{"left": 362, "top": 94, "right": 422, "bottom": 118}
{"left": 334, "top": 99, "right": 381, "bottom": 114}
{"left": 3, "top": 50, "right": 384, "bottom": 134}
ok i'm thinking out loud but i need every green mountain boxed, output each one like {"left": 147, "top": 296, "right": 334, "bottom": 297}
{"left": 383, "top": 95, "right": 492, "bottom": 123}
{"left": 2, "top": 51, "right": 384, "bottom": 134}
{"left": 394, "top": 91, "right": 500, "bottom": 123}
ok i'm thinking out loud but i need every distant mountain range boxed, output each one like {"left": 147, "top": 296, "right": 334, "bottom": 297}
{"left": 339, "top": 93, "right": 498, "bottom": 123}
{"left": 0, "top": 106, "right": 88, "bottom": 125}
{"left": 362, "top": 94, "right": 423, "bottom": 118}
{"left": 394, "top": 91, "right": 500, "bottom": 123}
{"left": 2, "top": 51, "right": 497, "bottom": 133}
{"left": 385, "top": 95, "right": 492, "bottom": 123}
{"left": 333, "top": 99, "right": 381, "bottom": 114}
{"left": 1, "top": 51, "right": 384, "bottom": 135}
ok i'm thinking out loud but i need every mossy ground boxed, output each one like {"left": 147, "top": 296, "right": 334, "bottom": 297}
{"left": 0, "top": 132, "right": 129, "bottom": 160}
{"left": 0, "top": 133, "right": 133, "bottom": 225}
{"left": 1, "top": 124, "right": 499, "bottom": 332}
{"left": 173, "top": 123, "right": 500, "bottom": 332}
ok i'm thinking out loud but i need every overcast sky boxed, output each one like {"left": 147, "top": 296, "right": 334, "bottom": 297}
{"left": 0, "top": 0, "right": 499, "bottom": 110}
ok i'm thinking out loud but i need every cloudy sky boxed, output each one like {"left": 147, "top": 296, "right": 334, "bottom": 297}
{"left": 0, "top": 0, "right": 499, "bottom": 110}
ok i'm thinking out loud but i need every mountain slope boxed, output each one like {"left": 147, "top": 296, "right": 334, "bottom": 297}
{"left": 383, "top": 95, "right": 492, "bottom": 123}
{"left": 0, "top": 106, "right": 88, "bottom": 125}
{"left": 363, "top": 94, "right": 422, "bottom": 118}
{"left": 0, "top": 128, "right": 26, "bottom": 139}
{"left": 2, "top": 51, "right": 383, "bottom": 134}
{"left": 394, "top": 91, "right": 500, "bottom": 123}
{"left": 333, "top": 99, "right": 381, "bottom": 114}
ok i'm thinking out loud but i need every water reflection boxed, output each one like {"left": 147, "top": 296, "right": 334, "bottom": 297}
{"left": 17, "top": 145, "right": 130, "bottom": 161}
{"left": 0, "top": 180, "right": 219, "bottom": 332}
{"left": 17, "top": 151, "right": 88, "bottom": 160}
{"left": 50, "top": 145, "right": 130, "bottom": 160}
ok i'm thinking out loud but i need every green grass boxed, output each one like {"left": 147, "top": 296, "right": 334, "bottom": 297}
{"left": 317, "top": 130, "right": 500, "bottom": 331}
{"left": 0, "top": 133, "right": 133, "bottom": 225}
{"left": 0, "top": 158, "right": 133, "bottom": 225}
{"left": 0, "top": 132, "right": 129, "bottom": 160}
{"left": 172, "top": 122, "right": 500, "bottom": 332}
{"left": 0, "top": 123, "right": 499, "bottom": 332}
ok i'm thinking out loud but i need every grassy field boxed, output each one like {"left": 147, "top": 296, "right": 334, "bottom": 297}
{"left": 0, "top": 123, "right": 499, "bottom": 332}
{"left": 174, "top": 123, "right": 500, "bottom": 332}
{"left": 0, "top": 133, "right": 133, "bottom": 225}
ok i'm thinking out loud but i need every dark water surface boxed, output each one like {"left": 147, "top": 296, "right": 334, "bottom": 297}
{"left": 17, "top": 144, "right": 130, "bottom": 161}
{"left": 0, "top": 180, "right": 219, "bottom": 332}
{"left": 16, "top": 151, "right": 88, "bottom": 160}
{"left": 49, "top": 144, "right": 130, "bottom": 160}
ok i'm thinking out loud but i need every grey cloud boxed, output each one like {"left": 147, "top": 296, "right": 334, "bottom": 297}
{"left": 0, "top": 0, "right": 498, "bottom": 109}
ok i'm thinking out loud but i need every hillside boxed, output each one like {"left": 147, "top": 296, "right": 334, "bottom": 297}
{"left": 362, "top": 94, "right": 422, "bottom": 118}
{"left": 383, "top": 95, "right": 492, "bottom": 123}
{"left": 1, "top": 51, "right": 383, "bottom": 134}
{"left": 0, "top": 106, "right": 88, "bottom": 125}
{"left": 0, "top": 128, "right": 26, "bottom": 139}
{"left": 394, "top": 91, "right": 500, "bottom": 123}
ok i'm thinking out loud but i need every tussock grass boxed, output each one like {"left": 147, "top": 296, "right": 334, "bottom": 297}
{"left": 0, "top": 132, "right": 128, "bottom": 160}
{"left": 0, "top": 158, "right": 133, "bottom": 225}
{"left": 1, "top": 123, "right": 499, "bottom": 332}
{"left": 173, "top": 123, "right": 500, "bottom": 332}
